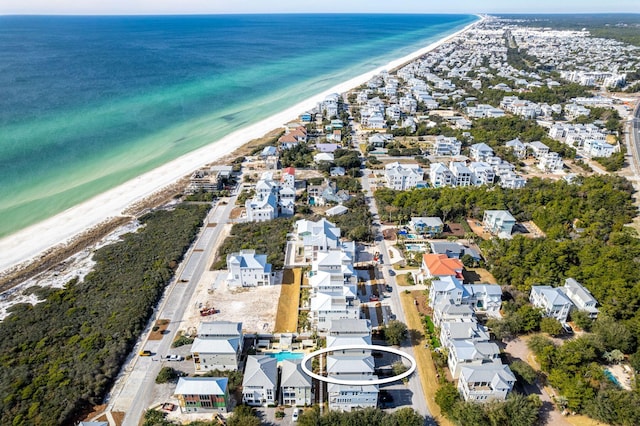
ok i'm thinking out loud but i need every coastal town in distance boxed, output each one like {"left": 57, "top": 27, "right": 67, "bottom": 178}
{"left": 3, "top": 12, "right": 640, "bottom": 426}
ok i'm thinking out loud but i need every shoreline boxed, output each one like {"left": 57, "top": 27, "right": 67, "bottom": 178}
{"left": 0, "top": 15, "right": 482, "bottom": 279}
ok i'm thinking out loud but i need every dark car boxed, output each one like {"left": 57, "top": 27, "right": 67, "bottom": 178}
{"left": 388, "top": 269, "right": 395, "bottom": 276}
{"left": 385, "top": 285, "right": 393, "bottom": 292}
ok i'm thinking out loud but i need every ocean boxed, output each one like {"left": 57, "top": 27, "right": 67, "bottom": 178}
{"left": 0, "top": 14, "right": 475, "bottom": 238}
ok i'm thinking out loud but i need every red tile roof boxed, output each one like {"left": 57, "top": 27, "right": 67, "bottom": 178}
{"left": 423, "top": 254, "right": 463, "bottom": 277}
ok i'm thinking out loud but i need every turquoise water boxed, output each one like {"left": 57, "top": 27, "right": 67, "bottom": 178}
{"left": 267, "top": 351, "right": 305, "bottom": 362}
{"left": 604, "top": 369, "right": 621, "bottom": 387}
{"left": 0, "top": 14, "right": 476, "bottom": 238}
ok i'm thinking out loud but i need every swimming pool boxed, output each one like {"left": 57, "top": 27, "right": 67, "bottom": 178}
{"left": 604, "top": 369, "right": 621, "bottom": 387}
{"left": 405, "top": 244, "right": 427, "bottom": 252}
{"left": 266, "top": 351, "right": 305, "bottom": 362}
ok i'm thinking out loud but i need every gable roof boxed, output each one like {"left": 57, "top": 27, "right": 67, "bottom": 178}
{"left": 280, "top": 359, "right": 312, "bottom": 388}
{"left": 243, "top": 355, "right": 278, "bottom": 388}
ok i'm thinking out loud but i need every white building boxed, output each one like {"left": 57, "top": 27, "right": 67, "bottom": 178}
{"left": 529, "top": 286, "right": 573, "bottom": 323}
{"left": 384, "top": 162, "right": 424, "bottom": 190}
{"left": 433, "top": 135, "right": 462, "bottom": 156}
{"left": 448, "top": 340, "right": 501, "bottom": 379}
{"left": 280, "top": 359, "right": 313, "bottom": 406}
{"left": 326, "top": 319, "right": 379, "bottom": 411}
{"left": 561, "top": 278, "right": 599, "bottom": 319}
{"left": 242, "top": 355, "right": 278, "bottom": 406}
{"left": 468, "top": 162, "right": 495, "bottom": 186}
{"left": 227, "top": 249, "right": 274, "bottom": 287}
{"left": 450, "top": 161, "right": 472, "bottom": 187}
{"left": 537, "top": 152, "right": 563, "bottom": 173}
{"left": 429, "top": 162, "right": 454, "bottom": 188}
{"left": 470, "top": 143, "right": 494, "bottom": 162}
{"left": 191, "top": 322, "right": 243, "bottom": 372}
{"left": 458, "top": 364, "right": 516, "bottom": 402}
{"left": 295, "top": 218, "right": 341, "bottom": 262}
{"left": 482, "top": 210, "right": 516, "bottom": 237}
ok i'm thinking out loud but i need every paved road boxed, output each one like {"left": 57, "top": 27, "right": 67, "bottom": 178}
{"left": 106, "top": 193, "right": 239, "bottom": 426}
{"left": 360, "top": 167, "right": 434, "bottom": 425}
{"left": 627, "top": 101, "right": 640, "bottom": 181}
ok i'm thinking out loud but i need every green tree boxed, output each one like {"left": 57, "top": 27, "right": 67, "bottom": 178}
{"left": 385, "top": 320, "right": 408, "bottom": 346}
{"left": 385, "top": 407, "right": 424, "bottom": 426}
{"left": 510, "top": 360, "right": 537, "bottom": 385}
{"left": 451, "top": 401, "right": 490, "bottom": 426}
{"left": 540, "top": 317, "right": 563, "bottom": 336}
{"left": 435, "top": 382, "right": 461, "bottom": 416}
{"left": 593, "top": 316, "right": 635, "bottom": 353}
{"left": 569, "top": 310, "right": 593, "bottom": 332}
{"left": 227, "top": 405, "right": 260, "bottom": 426}
{"left": 514, "top": 305, "right": 542, "bottom": 333}
{"left": 503, "top": 393, "right": 542, "bottom": 426}
{"left": 155, "top": 367, "right": 178, "bottom": 384}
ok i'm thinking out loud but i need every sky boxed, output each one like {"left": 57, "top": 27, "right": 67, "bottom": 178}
{"left": 1, "top": 0, "right": 638, "bottom": 15}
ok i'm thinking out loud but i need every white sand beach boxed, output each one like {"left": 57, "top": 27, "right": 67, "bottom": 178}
{"left": 0, "top": 16, "right": 482, "bottom": 276}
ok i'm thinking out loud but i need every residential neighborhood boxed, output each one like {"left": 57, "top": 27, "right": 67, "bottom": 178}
{"left": 15, "top": 12, "right": 640, "bottom": 426}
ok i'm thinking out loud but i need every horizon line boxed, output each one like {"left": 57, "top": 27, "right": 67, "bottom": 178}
{"left": 0, "top": 11, "right": 638, "bottom": 17}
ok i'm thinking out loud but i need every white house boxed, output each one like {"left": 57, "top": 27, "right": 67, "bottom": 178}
{"left": 482, "top": 210, "right": 516, "bottom": 237}
{"left": 561, "top": 278, "right": 599, "bottom": 319}
{"left": 433, "top": 136, "right": 462, "bottom": 156}
{"left": 280, "top": 359, "right": 313, "bottom": 406}
{"left": 192, "top": 322, "right": 243, "bottom": 371}
{"left": 245, "top": 192, "right": 277, "bottom": 222}
{"left": 242, "top": 355, "right": 278, "bottom": 406}
{"left": 527, "top": 141, "right": 549, "bottom": 159}
{"left": 529, "top": 286, "right": 573, "bottom": 323}
{"left": 450, "top": 162, "right": 472, "bottom": 187}
{"left": 448, "top": 340, "right": 501, "bottom": 379}
{"left": 227, "top": 249, "right": 274, "bottom": 287}
{"left": 465, "top": 284, "right": 503, "bottom": 317}
{"left": 326, "top": 319, "right": 379, "bottom": 411}
{"left": 458, "top": 364, "right": 516, "bottom": 402}
{"left": 384, "top": 162, "right": 424, "bottom": 190}
{"left": 468, "top": 162, "right": 495, "bottom": 186}
{"left": 433, "top": 301, "right": 475, "bottom": 327}
{"left": 470, "top": 143, "right": 494, "bottom": 162}
{"left": 429, "top": 162, "right": 454, "bottom": 188}
{"left": 583, "top": 139, "right": 615, "bottom": 158}
{"left": 428, "top": 276, "right": 465, "bottom": 309}
{"left": 537, "top": 152, "right": 563, "bottom": 173}
{"left": 295, "top": 218, "right": 341, "bottom": 261}
{"left": 505, "top": 138, "right": 527, "bottom": 159}
{"left": 310, "top": 293, "right": 359, "bottom": 332}
{"left": 440, "top": 321, "right": 491, "bottom": 349}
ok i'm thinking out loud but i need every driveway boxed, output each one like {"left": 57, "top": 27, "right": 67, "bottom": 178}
{"left": 504, "top": 337, "right": 570, "bottom": 426}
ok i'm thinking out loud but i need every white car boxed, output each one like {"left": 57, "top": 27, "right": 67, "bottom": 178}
{"left": 166, "top": 354, "right": 184, "bottom": 361}
{"left": 292, "top": 408, "right": 300, "bottom": 422}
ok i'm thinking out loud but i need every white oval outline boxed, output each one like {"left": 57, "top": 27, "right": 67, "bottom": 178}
{"left": 301, "top": 344, "right": 416, "bottom": 386}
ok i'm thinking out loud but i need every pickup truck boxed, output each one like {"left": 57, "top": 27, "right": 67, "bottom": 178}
{"left": 166, "top": 354, "right": 184, "bottom": 361}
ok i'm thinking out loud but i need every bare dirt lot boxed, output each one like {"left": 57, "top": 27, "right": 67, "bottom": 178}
{"left": 181, "top": 270, "right": 283, "bottom": 335}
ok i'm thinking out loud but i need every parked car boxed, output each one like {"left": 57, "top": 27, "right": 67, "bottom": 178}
{"left": 292, "top": 408, "right": 300, "bottom": 422}
{"left": 139, "top": 350, "right": 152, "bottom": 357}
{"left": 562, "top": 323, "right": 574, "bottom": 334}
{"left": 388, "top": 269, "right": 395, "bottom": 276}
{"left": 385, "top": 285, "right": 393, "bottom": 292}
{"left": 166, "top": 354, "right": 184, "bottom": 361}
{"left": 369, "top": 295, "right": 379, "bottom": 302}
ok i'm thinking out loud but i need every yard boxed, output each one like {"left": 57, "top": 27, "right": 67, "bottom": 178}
{"left": 399, "top": 291, "right": 453, "bottom": 426}
{"left": 274, "top": 268, "right": 302, "bottom": 333}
